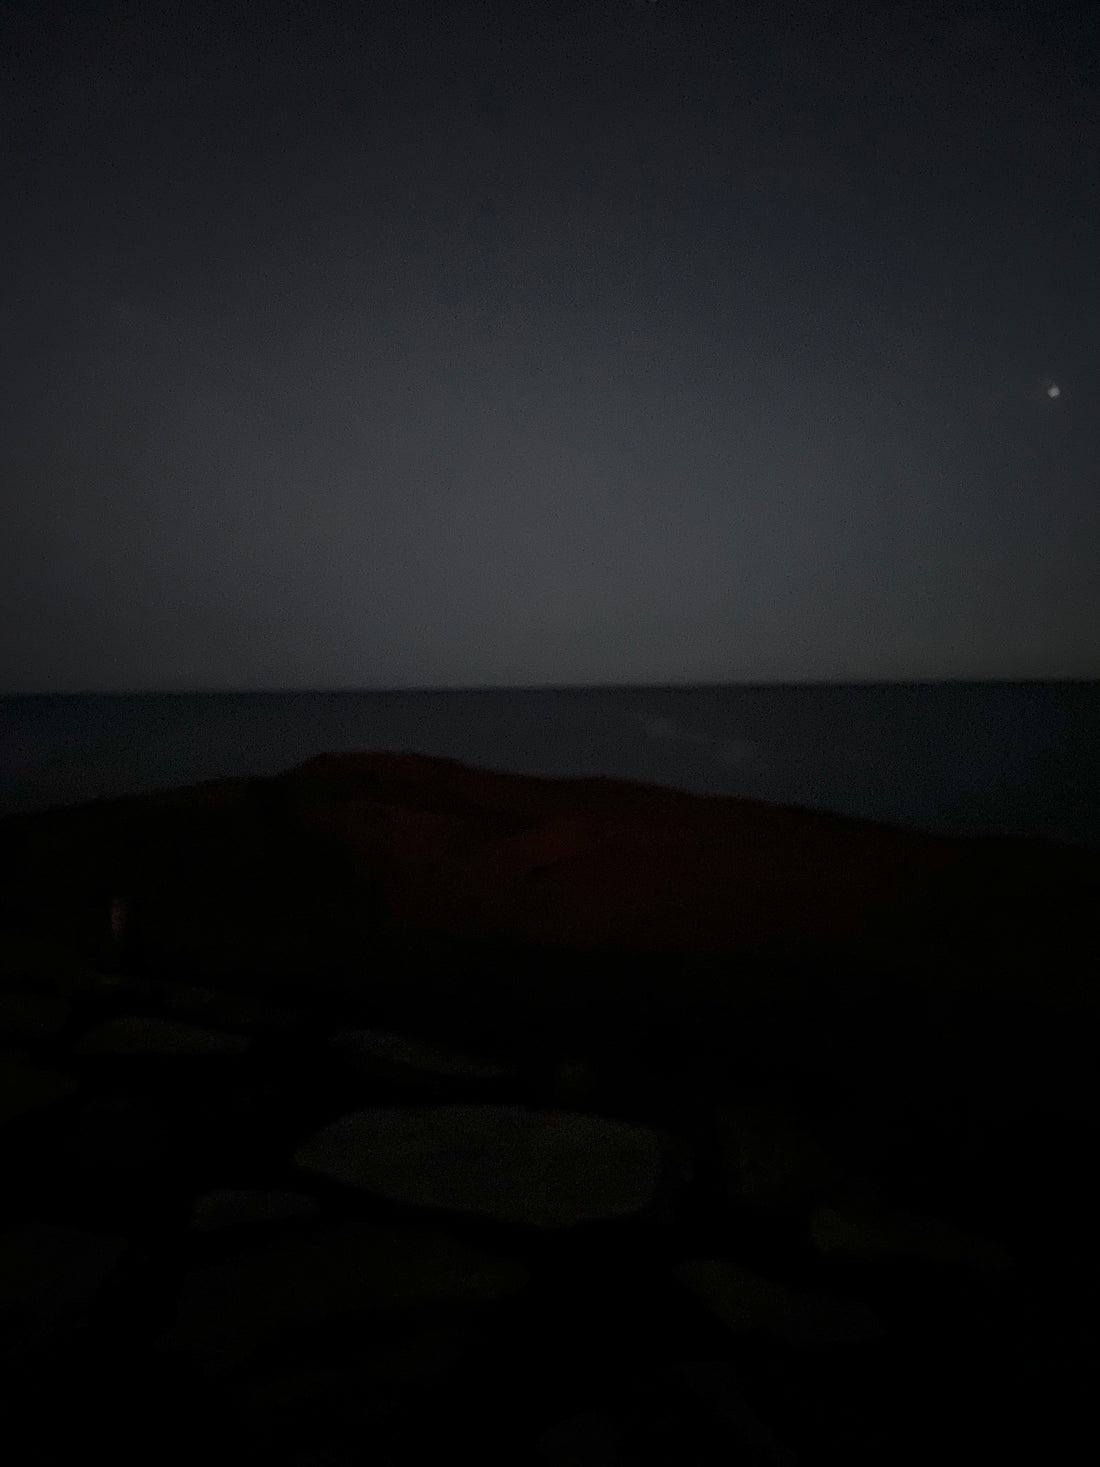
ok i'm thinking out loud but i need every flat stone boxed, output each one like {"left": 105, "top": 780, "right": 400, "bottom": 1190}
{"left": 670, "top": 1360, "right": 798, "bottom": 1464}
{"left": 0, "top": 1047, "right": 78, "bottom": 1127}
{"left": 672, "top": 1257, "right": 884, "bottom": 1346}
{"left": 231, "top": 1358, "right": 409, "bottom": 1442}
{"left": 156, "top": 981, "right": 305, "bottom": 1031}
{"left": 189, "top": 1188, "right": 322, "bottom": 1232}
{"left": 0, "top": 989, "right": 72, "bottom": 1040}
{"left": 549, "top": 1055, "right": 602, "bottom": 1108}
{"left": 293, "top": 1104, "right": 686, "bottom": 1228}
{"left": 0, "top": 932, "right": 117, "bottom": 1002}
{"left": 0, "top": 1223, "right": 128, "bottom": 1362}
{"left": 73, "top": 1015, "right": 251, "bottom": 1056}
{"left": 326, "top": 1027, "right": 516, "bottom": 1082}
{"left": 711, "top": 1102, "right": 843, "bottom": 1213}
{"left": 809, "top": 1202, "right": 1016, "bottom": 1273}
{"left": 156, "top": 1222, "right": 530, "bottom": 1371}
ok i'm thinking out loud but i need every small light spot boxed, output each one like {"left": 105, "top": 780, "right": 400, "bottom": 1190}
{"left": 1047, "top": 384, "right": 1061, "bottom": 398}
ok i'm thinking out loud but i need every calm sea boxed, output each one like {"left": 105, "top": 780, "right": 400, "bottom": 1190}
{"left": 1, "top": 682, "right": 1097, "bottom": 851}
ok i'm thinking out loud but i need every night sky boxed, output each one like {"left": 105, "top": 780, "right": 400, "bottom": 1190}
{"left": 3, "top": 0, "right": 1097, "bottom": 693}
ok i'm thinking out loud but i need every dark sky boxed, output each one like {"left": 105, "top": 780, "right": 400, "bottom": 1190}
{"left": 3, "top": 0, "right": 1097, "bottom": 693}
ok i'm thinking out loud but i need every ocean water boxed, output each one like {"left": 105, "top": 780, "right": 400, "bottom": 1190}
{"left": 0, "top": 682, "right": 1097, "bottom": 851}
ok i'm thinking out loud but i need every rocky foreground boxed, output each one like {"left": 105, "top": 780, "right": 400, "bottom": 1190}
{"left": 1, "top": 750, "right": 1098, "bottom": 1464}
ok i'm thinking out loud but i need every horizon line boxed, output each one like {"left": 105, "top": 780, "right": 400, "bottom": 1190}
{"left": 4, "top": 675, "right": 1098, "bottom": 698}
